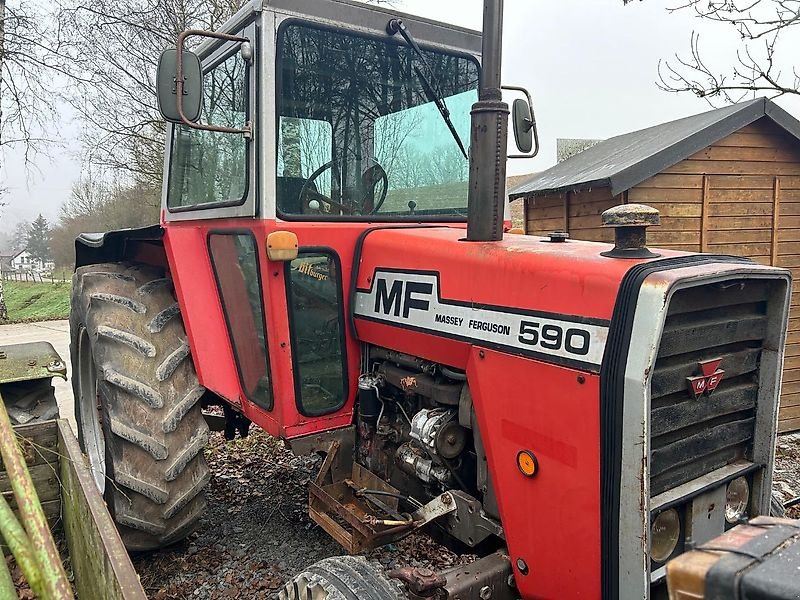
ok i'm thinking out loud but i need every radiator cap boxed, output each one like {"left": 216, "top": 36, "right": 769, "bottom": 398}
{"left": 600, "top": 203, "right": 661, "bottom": 259}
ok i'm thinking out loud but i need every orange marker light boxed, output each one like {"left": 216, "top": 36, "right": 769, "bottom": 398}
{"left": 266, "top": 231, "right": 299, "bottom": 262}
{"left": 517, "top": 450, "right": 538, "bottom": 477}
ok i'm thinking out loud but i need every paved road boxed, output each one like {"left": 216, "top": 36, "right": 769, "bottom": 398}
{"left": 0, "top": 320, "right": 75, "bottom": 429}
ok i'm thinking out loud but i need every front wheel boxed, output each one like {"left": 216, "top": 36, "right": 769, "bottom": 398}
{"left": 70, "top": 263, "right": 210, "bottom": 551}
{"left": 280, "top": 556, "right": 404, "bottom": 600}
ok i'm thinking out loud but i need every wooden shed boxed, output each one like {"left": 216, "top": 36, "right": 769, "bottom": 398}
{"left": 509, "top": 97, "right": 800, "bottom": 432}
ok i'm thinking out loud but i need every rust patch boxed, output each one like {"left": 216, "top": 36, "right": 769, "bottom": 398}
{"left": 399, "top": 376, "right": 417, "bottom": 390}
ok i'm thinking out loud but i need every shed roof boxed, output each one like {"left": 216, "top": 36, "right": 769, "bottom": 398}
{"left": 509, "top": 97, "right": 800, "bottom": 199}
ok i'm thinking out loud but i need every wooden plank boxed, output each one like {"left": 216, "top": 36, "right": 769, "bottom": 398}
{"left": 708, "top": 242, "right": 771, "bottom": 256}
{"left": 774, "top": 215, "right": 800, "bottom": 229}
{"left": 709, "top": 175, "right": 776, "bottom": 190}
{"left": 780, "top": 392, "right": 800, "bottom": 408}
{"left": 569, "top": 214, "right": 618, "bottom": 229}
{"left": 780, "top": 177, "right": 800, "bottom": 190}
{"left": 567, "top": 229, "right": 614, "bottom": 243}
{"left": 708, "top": 189, "right": 775, "bottom": 203}
{"left": 700, "top": 175, "right": 710, "bottom": 252}
{"left": 707, "top": 202, "right": 773, "bottom": 216}
{"left": 777, "top": 404, "right": 800, "bottom": 420}
{"left": 529, "top": 216, "right": 566, "bottom": 231}
{"left": 655, "top": 216, "right": 702, "bottom": 232}
{"left": 648, "top": 231, "right": 700, "bottom": 245}
{"left": 0, "top": 463, "right": 60, "bottom": 505}
{"left": 708, "top": 215, "right": 774, "bottom": 230}
{"left": 777, "top": 228, "right": 800, "bottom": 242}
{"left": 569, "top": 201, "right": 619, "bottom": 218}
{"left": 714, "top": 132, "right": 800, "bottom": 149}
{"left": 664, "top": 160, "right": 800, "bottom": 176}
{"left": 772, "top": 176, "right": 781, "bottom": 266}
{"left": 59, "top": 420, "right": 147, "bottom": 600}
{"left": 641, "top": 202, "right": 702, "bottom": 218}
{"left": 776, "top": 256, "right": 800, "bottom": 268}
{"left": 780, "top": 379, "right": 800, "bottom": 395}
{"left": 688, "top": 146, "right": 800, "bottom": 163}
{"left": 635, "top": 174, "right": 704, "bottom": 189}
{"left": 774, "top": 189, "right": 800, "bottom": 202}
{"left": 654, "top": 244, "right": 701, "bottom": 252}
{"left": 627, "top": 188, "right": 703, "bottom": 203}
{"left": 707, "top": 229, "right": 772, "bottom": 244}
{"left": 781, "top": 364, "right": 800, "bottom": 380}
{"left": 784, "top": 342, "right": 800, "bottom": 358}
{"left": 779, "top": 202, "right": 800, "bottom": 216}
{"left": 526, "top": 205, "right": 564, "bottom": 219}
{"left": 778, "top": 417, "right": 800, "bottom": 433}
{"left": 564, "top": 191, "right": 571, "bottom": 233}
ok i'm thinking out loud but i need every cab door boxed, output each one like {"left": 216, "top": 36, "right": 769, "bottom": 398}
{"left": 282, "top": 249, "right": 350, "bottom": 421}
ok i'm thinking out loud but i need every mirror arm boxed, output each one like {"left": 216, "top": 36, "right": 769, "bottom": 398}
{"left": 175, "top": 29, "right": 253, "bottom": 139}
{"left": 501, "top": 85, "right": 539, "bottom": 159}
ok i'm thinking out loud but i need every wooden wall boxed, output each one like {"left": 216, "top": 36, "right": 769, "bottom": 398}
{"left": 523, "top": 117, "right": 800, "bottom": 432}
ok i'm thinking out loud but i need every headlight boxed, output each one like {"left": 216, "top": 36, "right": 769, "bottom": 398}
{"left": 650, "top": 508, "right": 680, "bottom": 563}
{"left": 725, "top": 477, "right": 750, "bottom": 524}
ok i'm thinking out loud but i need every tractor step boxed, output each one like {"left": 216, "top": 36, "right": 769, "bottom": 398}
{"left": 308, "top": 442, "right": 456, "bottom": 553}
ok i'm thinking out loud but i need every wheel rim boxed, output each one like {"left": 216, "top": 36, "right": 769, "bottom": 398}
{"left": 77, "top": 326, "right": 106, "bottom": 493}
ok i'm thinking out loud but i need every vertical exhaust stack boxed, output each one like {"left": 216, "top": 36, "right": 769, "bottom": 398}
{"left": 466, "top": 0, "right": 509, "bottom": 242}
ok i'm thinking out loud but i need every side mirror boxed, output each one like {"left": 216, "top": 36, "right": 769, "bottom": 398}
{"left": 156, "top": 29, "right": 253, "bottom": 138}
{"left": 157, "top": 49, "right": 203, "bottom": 123}
{"left": 502, "top": 85, "right": 540, "bottom": 159}
{"left": 512, "top": 98, "right": 534, "bottom": 153}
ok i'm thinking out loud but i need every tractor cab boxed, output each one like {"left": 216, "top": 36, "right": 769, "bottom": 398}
{"left": 159, "top": 0, "right": 491, "bottom": 223}
{"left": 153, "top": 0, "right": 534, "bottom": 439}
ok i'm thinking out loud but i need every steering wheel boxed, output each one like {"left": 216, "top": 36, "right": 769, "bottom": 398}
{"left": 299, "top": 160, "right": 388, "bottom": 215}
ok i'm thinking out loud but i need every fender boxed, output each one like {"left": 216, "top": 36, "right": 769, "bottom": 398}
{"left": 74, "top": 224, "right": 167, "bottom": 269}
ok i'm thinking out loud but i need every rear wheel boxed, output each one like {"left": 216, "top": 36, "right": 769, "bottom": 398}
{"left": 70, "top": 263, "right": 210, "bottom": 551}
{"left": 279, "top": 556, "right": 404, "bottom": 600}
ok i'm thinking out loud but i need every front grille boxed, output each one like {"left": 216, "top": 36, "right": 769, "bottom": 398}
{"left": 649, "top": 280, "right": 772, "bottom": 497}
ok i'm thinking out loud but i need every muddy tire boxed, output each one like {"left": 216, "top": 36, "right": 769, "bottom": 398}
{"left": 279, "top": 556, "right": 404, "bottom": 600}
{"left": 0, "top": 379, "right": 59, "bottom": 425}
{"left": 70, "top": 263, "right": 209, "bottom": 551}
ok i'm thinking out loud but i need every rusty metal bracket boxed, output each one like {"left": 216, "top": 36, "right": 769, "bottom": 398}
{"left": 0, "top": 343, "right": 66, "bottom": 385}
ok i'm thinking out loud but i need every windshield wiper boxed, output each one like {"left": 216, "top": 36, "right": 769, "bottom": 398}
{"left": 387, "top": 19, "right": 469, "bottom": 160}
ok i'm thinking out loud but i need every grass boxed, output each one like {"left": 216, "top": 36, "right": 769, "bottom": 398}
{"left": 0, "top": 280, "right": 72, "bottom": 323}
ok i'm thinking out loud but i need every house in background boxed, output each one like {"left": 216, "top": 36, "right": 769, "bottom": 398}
{"left": 509, "top": 97, "right": 800, "bottom": 432}
{"left": 10, "top": 250, "right": 55, "bottom": 273}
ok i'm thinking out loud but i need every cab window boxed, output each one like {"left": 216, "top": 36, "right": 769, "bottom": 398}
{"left": 209, "top": 233, "right": 272, "bottom": 409}
{"left": 168, "top": 48, "right": 249, "bottom": 209}
{"left": 285, "top": 251, "right": 347, "bottom": 416}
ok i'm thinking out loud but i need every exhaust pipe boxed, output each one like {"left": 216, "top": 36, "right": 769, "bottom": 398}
{"left": 466, "top": 0, "right": 508, "bottom": 242}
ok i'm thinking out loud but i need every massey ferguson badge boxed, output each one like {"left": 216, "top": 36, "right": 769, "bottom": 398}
{"left": 686, "top": 358, "right": 725, "bottom": 398}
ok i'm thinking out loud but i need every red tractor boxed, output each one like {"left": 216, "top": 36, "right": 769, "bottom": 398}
{"left": 69, "top": 0, "right": 792, "bottom": 598}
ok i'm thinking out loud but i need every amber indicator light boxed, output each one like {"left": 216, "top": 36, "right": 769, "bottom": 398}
{"left": 517, "top": 450, "right": 538, "bottom": 477}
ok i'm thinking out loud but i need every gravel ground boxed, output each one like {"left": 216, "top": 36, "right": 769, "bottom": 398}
{"left": 773, "top": 433, "right": 800, "bottom": 519}
{"left": 132, "top": 429, "right": 800, "bottom": 599}
{"left": 133, "top": 430, "right": 474, "bottom": 599}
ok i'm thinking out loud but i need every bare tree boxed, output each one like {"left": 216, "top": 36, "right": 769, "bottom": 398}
{"left": 659, "top": 0, "right": 800, "bottom": 103}
{"left": 0, "top": 0, "right": 66, "bottom": 161}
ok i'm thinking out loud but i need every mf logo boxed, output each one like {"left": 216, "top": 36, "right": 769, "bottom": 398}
{"left": 686, "top": 358, "right": 725, "bottom": 399}
{"left": 374, "top": 277, "right": 433, "bottom": 318}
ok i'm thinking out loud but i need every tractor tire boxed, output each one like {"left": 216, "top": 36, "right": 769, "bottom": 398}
{"left": 0, "top": 378, "right": 59, "bottom": 425}
{"left": 279, "top": 556, "right": 405, "bottom": 600}
{"left": 70, "top": 262, "right": 210, "bottom": 551}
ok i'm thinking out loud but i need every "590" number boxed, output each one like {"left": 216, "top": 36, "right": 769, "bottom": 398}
{"left": 517, "top": 321, "right": 591, "bottom": 356}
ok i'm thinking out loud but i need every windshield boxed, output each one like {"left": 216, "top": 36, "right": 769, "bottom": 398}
{"left": 276, "top": 22, "right": 480, "bottom": 219}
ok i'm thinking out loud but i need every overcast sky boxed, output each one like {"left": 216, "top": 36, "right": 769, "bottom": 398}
{"left": 3, "top": 0, "right": 800, "bottom": 230}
